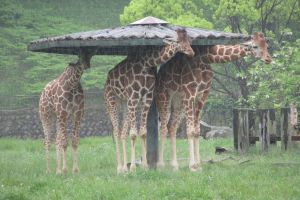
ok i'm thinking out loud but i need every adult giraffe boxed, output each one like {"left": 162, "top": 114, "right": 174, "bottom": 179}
{"left": 104, "top": 29, "right": 194, "bottom": 173}
{"left": 39, "top": 50, "right": 94, "bottom": 174}
{"left": 156, "top": 32, "right": 272, "bottom": 171}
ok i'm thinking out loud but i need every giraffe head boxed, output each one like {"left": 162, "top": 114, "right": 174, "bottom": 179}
{"left": 242, "top": 32, "right": 272, "bottom": 64}
{"left": 78, "top": 49, "right": 95, "bottom": 70}
{"left": 163, "top": 29, "right": 195, "bottom": 57}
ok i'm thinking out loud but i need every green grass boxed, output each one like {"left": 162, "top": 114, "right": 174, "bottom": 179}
{"left": 0, "top": 137, "right": 300, "bottom": 200}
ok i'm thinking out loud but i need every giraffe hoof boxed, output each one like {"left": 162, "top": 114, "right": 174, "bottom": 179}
{"left": 195, "top": 163, "right": 202, "bottom": 170}
{"left": 117, "top": 166, "right": 123, "bottom": 174}
{"left": 130, "top": 164, "right": 136, "bottom": 172}
{"left": 63, "top": 168, "right": 68, "bottom": 174}
{"left": 56, "top": 169, "right": 62, "bottom": 175}
{"left": 122, "top": 165, "right": 128, "bottom": 173}
{"left": 141, "top": 162, "right": 149, "bottom": 170}
{"left": 189, "top": 163, "right": 200, "bottom": 172}
{"left": 72, "top": 167, "right": 79, "bottom": 174}
{"left": 157, "top": 162, "right": 165, "bottom": 169}
{"left": 171, "top": 162, "right": 179, "bottom": 171}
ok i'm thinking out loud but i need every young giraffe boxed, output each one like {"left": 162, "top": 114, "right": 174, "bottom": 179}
{"left": 156, "top": 32, "right": 272, "bottom": 171}
{"left": 104, "top": 29, "right": 194, "bottom": 173}
{"left": 39, "top": 50, "right": 94, "bottom": 174}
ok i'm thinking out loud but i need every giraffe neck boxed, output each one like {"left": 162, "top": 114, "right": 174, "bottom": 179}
{"left": 140, "top": 44, "right": 179, "bottom": 68}
{"left": 199, "top": 45, "right": 251, "bottom": 63}
{"left": 58, "top": 62, "right": 84, "bottom": 89}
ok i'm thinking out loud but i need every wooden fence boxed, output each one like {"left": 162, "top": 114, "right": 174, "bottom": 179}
{"left": 233, "top": 104, "right": 299, "bottom": 153}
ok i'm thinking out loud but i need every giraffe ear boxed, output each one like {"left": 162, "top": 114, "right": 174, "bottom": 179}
{"left": 188, "top": 36, "right": 193, "bottom": 44}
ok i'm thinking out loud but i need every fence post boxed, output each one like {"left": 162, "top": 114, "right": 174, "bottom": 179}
{"left": 290, "top": 103, "right": 299, "bottom": 148}
{"left": 281, "top": 107, "right": 292, "bottom": 150}
{"left": 258, "top": 109, "right": 270, "bottom": 152}
{"left": 268, "top": 109, "right": 277, "bottom": 145}
{"left": 249, "top": 109, "right": 256, "bottom": 145}
{"left": 233, "top": 108, "right": 250, "bottom": 153}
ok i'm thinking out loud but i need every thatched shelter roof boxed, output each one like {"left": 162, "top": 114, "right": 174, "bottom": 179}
{"left": 28, "top": 16, "right": 250, "bottom": 55}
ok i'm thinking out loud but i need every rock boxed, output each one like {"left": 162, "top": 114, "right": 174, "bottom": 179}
{"left": 205, "top": 127, "right": 233, "bottom": 139}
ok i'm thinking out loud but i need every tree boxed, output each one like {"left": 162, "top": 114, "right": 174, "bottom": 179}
{"left": 120, "top": 0, "right": 300, "bottom": 109}
{"left": 120, "top": 0, "right": 213, "bottom": 28}
{"left": 211, "top": 0, "right": 300, "bottom": 107}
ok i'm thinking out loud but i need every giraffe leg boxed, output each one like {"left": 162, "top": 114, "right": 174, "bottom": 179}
{"left": 157, "top": 94, "right": 170, "bottom": 168}
{"left": 183, "top": 98, "right": 197, "bottom": 172}
{"left": 120, "top": 111, "right": 130, "bottom": 172}
{"left": 128, "top": 100, "right": 138, "bottom": 172}
{"left": 167, "top": 102, "right": 183, "bottom": 171}
{"left": 194, "top": 90, "right": 210, "bottom": 170}
{"left": 62, "top": 137, "right": 68, "bottom": 174}
{"left": 56, "top": 112, "right": 68, "bottom": 175}
{"left": 40, "top": 112, "right": 54, "bottom": 174}
{"left": 71, "top": 110, "right": 83, "bottom": 174}
{"left": 139, "top": 92, "right": 153, "bottom": 169}
{"left": 105, "top": 88, "right": 123, "bottom": 173}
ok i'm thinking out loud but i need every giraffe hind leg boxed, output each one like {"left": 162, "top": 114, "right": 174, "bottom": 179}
{"left": 157, "top": 95, "right": 171, "bottom": 169}
{"left": 40, "top": 112, "right": 55, "bottom": 174}
{"left": 167, "top": 101, "right": 183, "bottom": 171}
{"left": 71, "top": 110, "right": 83, "bottom": 174}
{"left": 105, "top": 88, "right": 123, "bottom": 173}
{"left": 56, "top": 112, "right": 68, "bottom": 175}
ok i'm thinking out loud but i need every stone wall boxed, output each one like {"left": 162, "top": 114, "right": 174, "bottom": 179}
{"left": 0, "top": 107, "right": 112, "bottom": 138}
{"left": 0, "top": 107, "right": 228, "bottom": 139}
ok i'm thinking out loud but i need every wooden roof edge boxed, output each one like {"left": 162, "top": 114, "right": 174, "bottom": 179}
{"left": 27, "top": 37, "right": 249, "bottom": 55}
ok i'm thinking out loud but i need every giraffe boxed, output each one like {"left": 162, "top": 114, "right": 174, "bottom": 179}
{"left": 39, "top": 50, "right": 94, "bottom": 174}
{"left": 156, "top": 32, "right": 272, "bottom": 171}
{"left": 104, "top": 29, "right": 194, "bottom": 173}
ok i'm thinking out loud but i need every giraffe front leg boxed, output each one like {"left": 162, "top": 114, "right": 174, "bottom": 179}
{"left": 194, "top": 90, "right": 209, "bottom": 170}
{"left": 120, "top": 110, "right": 130, "bottom": 173}
{"left": 167, "top": 105, "right": 183, "bottom": 171}
{"left": 55, "top": 129, "right": 63, "bottom": 175}
{"left": 157, "top": 100, "right": 170, "bottom": 169}
{"left": 128, "top": 103, "right": 138, "bottom": 172}
{"left": 183, "top": 99, "right": 197, "bottom": 172}
{"left": 62, "top": 132, "right": 68, "bottom": 174}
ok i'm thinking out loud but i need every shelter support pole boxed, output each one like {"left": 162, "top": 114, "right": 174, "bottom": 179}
{"left": 146, "top": 100, "right": 158, "bottom": 168}
{"left": 233, "top": 108, "right": 250, "bottom": 153}
{"left": 146, "top": 69, "right": 158, "bottom": 169}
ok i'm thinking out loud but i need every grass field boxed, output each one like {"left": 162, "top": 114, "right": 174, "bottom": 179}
{"left": 0, "top": 137, "right": 300, "bottom": 200}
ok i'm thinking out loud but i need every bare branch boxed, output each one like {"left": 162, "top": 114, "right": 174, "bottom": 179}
{"left": 212, "top": 69, "right": 238, "bottom": 82}
{"left": 278, "top": 0, "right": 298, "bottom": 44}
{"left": 213, "top": 76, "right": 237, "bottom": 99}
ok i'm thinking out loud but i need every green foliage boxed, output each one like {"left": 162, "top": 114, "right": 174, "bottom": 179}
{"left": 0, "top": 0, "right": 22, "bottom": 27}
{"left": 120, "top": 0, "right": 213, "bottom": 28}
{"left": 1, "top": 137, "right": 300, "bottom": 199}
{"left": 215, "top": 0, "right": 259, "bottom": 21}
{"left": 248, "top": 39, "right": 300, "bottom": 108}
{"left": 0, "top": 0, "right": 129, "bottom": 103}
{"left": 1, "top": 0, "right": 299, "bottom": 111}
